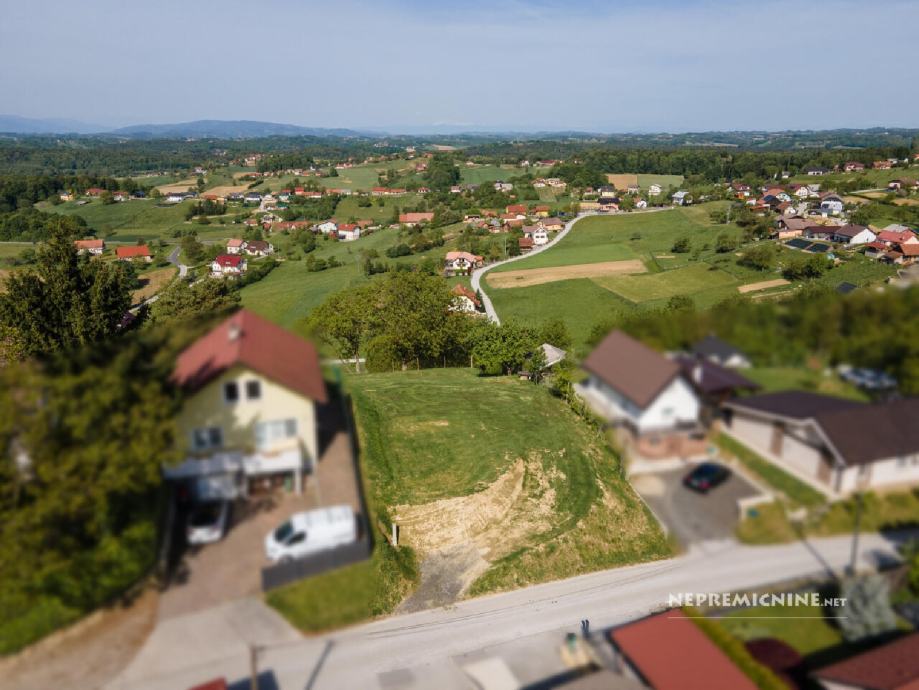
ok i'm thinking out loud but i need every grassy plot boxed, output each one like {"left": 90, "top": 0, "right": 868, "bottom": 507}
{"left": 37, "top": 199, "right": 193, "bottom": 242}
{"left": 720, "top": 603, "right": 842, "bottom": 656}
{"left": 742, "top": 367, "right": 868, "bottom": 401}
{"left": 594, "top": 263, "right": 737, "bottom": 303}
{"left": 347, "top": 369, "right": 670, "bottom": 596}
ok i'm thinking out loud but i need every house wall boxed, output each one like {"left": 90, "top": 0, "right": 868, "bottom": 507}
{"left": 177, "top": 364, "right": 319, "bottom": 469}
{"left": 728, "top": 413, "right": 826, "bottom": 482}
{"left": 586, "top": 375, "right": 699, "bottom": 433}
{"left": 837, "top": 454, "right": 919, "bottom": 494}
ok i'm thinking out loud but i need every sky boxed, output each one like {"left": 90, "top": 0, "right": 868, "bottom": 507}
{"left": 1, "top": 0, "right": 918, "bottom": 134}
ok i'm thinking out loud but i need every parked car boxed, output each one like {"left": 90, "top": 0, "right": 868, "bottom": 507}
{"left": 683, "top": 462, "right": 731, "bottom": 493}
{"left": 186, "top": 501, "right": 230, "bottom": 545}
{"left": 265, "top": 505, "right": 357, "bottom": 563}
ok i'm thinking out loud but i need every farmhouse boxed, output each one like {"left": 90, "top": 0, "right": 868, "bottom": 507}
{"left": 337, "top": 224, "right": 361, "bottom": 242}
{"left": 316, "top": 220, "right": 338, "bottom": 235}
{"left": 226, "top": 238, "right": 245, "bottom": 254}
{"left": 444, "top": 251, "right": 483, "bottom": 275}
{"left": 723, "top": 392, "right": 919, "bottom": 497}
{"left": 518, "top": 237, "right": 534, "bottom": 252}
{"left": 115, "top": 245, "right": 152, "bottom": 262}
{"left": 450, "top": 284, "right": 481, "bottom": 313}
{"left": 244, "top": 240, "right": 273, "bottom": 256}
{"left": 577, "top": 330, "right": 701, "bottom": 435}
{"left": 541, "top": 217, "right": 564, "bottom": 231}
{"left": 843, "top": 161, "right": 865, "bottom": 172}
{"left": 211, "top": 254, "right": 247, "bottom": 276}
{"left": 831, "top": 224, "right": 876, "bottom": 245}
{"left": 74, "top": 238, "right": 105, "bottom": 255}
{"left": 819, "top": 193, "right": 845, "bottom": 214}
{"left": 165, "top": 309, "right": 328, "bottom": 498}
{"left": 691, "top": 335, "right": 751, "bottom": 369}
{"left": 399, "top": 212, "right": 435, "bottom": 227}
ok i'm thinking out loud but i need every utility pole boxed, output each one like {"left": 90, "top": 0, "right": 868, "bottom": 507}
{"left": 848, "top": 491, "right": 863, "bottom": 576}
{"left": 250, "top": 644, "right": 261, "bottom": 690}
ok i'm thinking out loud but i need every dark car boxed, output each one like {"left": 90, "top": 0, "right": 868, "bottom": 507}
{"left": 683, "top": 462, "right": 731, "bottom": 493}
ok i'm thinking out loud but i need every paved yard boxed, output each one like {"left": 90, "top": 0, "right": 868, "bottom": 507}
{"left": 632, "top": 465, "right": 760, "bottom": 548}
{"left": 160, "top": 401, "right": 362, "bottom": 620}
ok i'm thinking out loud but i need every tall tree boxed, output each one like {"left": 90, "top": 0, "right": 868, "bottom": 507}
{"left": 0, "top": 220, "right": 132, "bottom": 361}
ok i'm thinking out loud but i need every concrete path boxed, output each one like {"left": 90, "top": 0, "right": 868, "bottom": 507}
{"left": 106, "top": 530, "right": 912, "bottom": 690}
{"left": 167, "top": 246, "right": 188, "bottom": 278}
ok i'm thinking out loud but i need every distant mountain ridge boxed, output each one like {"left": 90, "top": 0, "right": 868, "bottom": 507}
{"left": 0, "top": 114, "right": 108, "bottom": 134}
{"left": 109, "top": 120, "right": 366, "bottom": 139}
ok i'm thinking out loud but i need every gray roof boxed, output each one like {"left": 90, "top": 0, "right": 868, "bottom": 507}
{"left": 692, "top": 335, "right": 748, "bottom": 362}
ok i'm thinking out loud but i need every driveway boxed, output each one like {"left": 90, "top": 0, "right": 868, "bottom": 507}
{"left": 160, "top": 401, "right": 362, "bottom": 619}
{"left": 632, "top": 465, "right": 760, "bottom": 549}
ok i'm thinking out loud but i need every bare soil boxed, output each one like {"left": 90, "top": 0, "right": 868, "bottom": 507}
{"left": 738, "top": 278, "right": 790, "bottom": 293}
{"left": 393, "top": 456, "right": 561, "bottom": 608}
{"left": 605, "top": 174, "right": 638, "bottom": 189}
{"left": 487, "top": 259, "right": 646, "bottom": 288}
{"left": 155, "top": 178, "right": 198, "bottom": 194}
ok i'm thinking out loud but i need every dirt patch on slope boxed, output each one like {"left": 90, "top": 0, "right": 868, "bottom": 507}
{"left": 155, "top": 178, "right": 198, "bottom": 194}
{"left": 738, "top": 279, "right": 790, "bottom": 293}
{"left": 487, "top": 260, "right": 646, "bottom": 288}
{"left": 394, "top": 456, "right": 562, "bottom": 609}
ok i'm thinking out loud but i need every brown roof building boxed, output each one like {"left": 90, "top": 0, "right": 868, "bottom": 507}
{"left": 812, "top": 632, "right": 919, "bottom": 690}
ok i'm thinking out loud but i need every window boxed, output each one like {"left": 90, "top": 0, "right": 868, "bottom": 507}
{"left": 224, "top": 381, "right": 239, "bottom": 403}
{"left": 192, "top": 427, "right": 223, "bottom": 451}
{"left": 287, "top": 532, "right": 306, "bottom": 546}
{"left": 255, "top": 419, "right": 298, "bottom": 449}
{"left": 246, "top": 380, "right": 262, "bottom": 400}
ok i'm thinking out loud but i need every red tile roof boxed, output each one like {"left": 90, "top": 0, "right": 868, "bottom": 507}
{"left": 399, "top": 212, "right": 435, "bottom": 224}
{"left": 451, "top": 284, "right": 481, "bottom": 306}
{"left": 173, "top": 309, "right": 327, "bottom": 403}
{"left": 74, "top": 238, "right": 104, "bottom": 250}
{"left": 610, "top": 610, "right": 758, "bottom": 690}
{"left": 115, "top": 245, "right": 151, "bottom": 258}
{"left": 214, "top": 254, "right": 243, "bottom": 267}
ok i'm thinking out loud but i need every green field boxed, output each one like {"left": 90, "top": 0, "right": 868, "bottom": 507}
{"left": 486, "top": 205, "right": 895, "bottom": 349}
{"left": 637, "top": 173, "right": 685, "bottom": 190}
{"left": 348, "top": 369, "right": 670, "bottom": 594}
{"left": 721, "top": 603, "right": 842, "bottom": 656}
{"left": 459, "top": 164, "right": 551, "bottom": 185}
{"left": 37, "top": 199, "right": 197, "bottom": 243}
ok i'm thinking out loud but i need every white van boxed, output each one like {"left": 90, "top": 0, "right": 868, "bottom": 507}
{"left": 264, "top": 505, "right": 357, "bottom": 563}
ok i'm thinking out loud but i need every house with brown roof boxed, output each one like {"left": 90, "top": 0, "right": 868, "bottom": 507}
{"left": 577, "top": 330, "right": 701, "bottom": 435}
{"left": 165, "top": 309, "right": 328, "bottom": 497}
{"left": 609, "top": 610, "right": 758, "bottom": 690}
{"left": 444, "top": 251, "right": 483, "bottom": 275}
{"left": 811, "top": 632, "right": 919, "bottom": 690}
{"left": 724, "top": 393, "right": 919, "bottom": 496}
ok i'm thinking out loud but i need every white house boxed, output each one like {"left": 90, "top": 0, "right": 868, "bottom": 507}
{"left": 532, "top": 227, "right": 549, "bottom": 246}
{"left": 672, "top": 190, "right": 692, "bottom": 206}
{"left": 724, "top": 393, "right": 919, "bottom": 497}
{"left": 316, "top": 220, "right": 338, "bottom": 235}
{"left": 577, "top": 330, "right": 700, "bottom": 435}
{"left": 450, "top": 284, "right": 481, "bottom": 313}
{"left": 648, "top": 183, "right": 662, "bottom": 196}
{"left": 831, "top": 224, "right": 876, "bottom": 246}
{"left": 819, "top": 194, "right": 845, "bottom": 215}
{"left": 444, "top": 251, "right": 483, "bottom": 275}
{"left": 211, "top": 254, "right": 247, "bottom": 277}
{"left": 337, "top": 224, "right": 361, "bottom": 242}
{"left": 227, "top": 238, "right": 245, "bottom": 255}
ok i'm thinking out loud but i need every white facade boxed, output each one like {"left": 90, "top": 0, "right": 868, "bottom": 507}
{"left": 581, "top": 375, "right": 700, "bottom": 434}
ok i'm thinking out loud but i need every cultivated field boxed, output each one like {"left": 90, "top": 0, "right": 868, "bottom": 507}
{"left": 606, "top": 173, "right": 684, "bottom": 190}
{"left": 487, "top": 205, "right": 895, "bottom": 350}
{"left": 486, "top": 259, "right": 645, "bottom": 288}
{"left": 155, "top": 178, "right": 198, "bottom": 194}
{"left": 348, "top": 369, "right": 670, "bottom": 597}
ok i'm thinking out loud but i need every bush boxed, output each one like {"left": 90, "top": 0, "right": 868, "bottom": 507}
{"left": 835, "top": 575, "right": 898, "bottom": 642}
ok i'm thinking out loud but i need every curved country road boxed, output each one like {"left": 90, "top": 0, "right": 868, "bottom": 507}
{"left": 471, "top": 207, "right": 673, "bottom": 323}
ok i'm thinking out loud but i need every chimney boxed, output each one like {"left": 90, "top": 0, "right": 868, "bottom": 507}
{"left": 228, "top": 323, "right": 242, "bottom": 342}
{"left": 692, "top": 361, "right": 703, "bottom": 385}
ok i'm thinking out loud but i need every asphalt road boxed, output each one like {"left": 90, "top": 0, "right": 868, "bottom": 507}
{"left": 105, "top": 531, "right": 911, "bottom": 690}
{"left": 633, "top": 467, "right": 759, "bottom": 547}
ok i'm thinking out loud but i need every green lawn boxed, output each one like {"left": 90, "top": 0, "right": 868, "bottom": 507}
{"left": 637, "top": 173, "right": 684, "bottom": 190}
{"left": 348, "top": 369, "right": 670, "bottom": 595}
{"left": 460, "top": 164, "right": 551, "bottom": 185}
{"left": 37, "top": 199, "right": 195, "bottom": 242}
{"left": 742, "top": 367, "right": 869, "bottom": 401}
{"left": 595, "top": 263, "right": 737, "bottom": 303}
{"left": 720, "top": 603, "right": 842, "bottom": 656}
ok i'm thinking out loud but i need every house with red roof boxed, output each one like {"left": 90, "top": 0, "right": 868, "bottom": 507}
{"left": 609, "top": 610, "right": 758, "bottom": 690}
{"left": 211, "top": 254, "right": 247, "bottom": 276}
{"left": 115, "top": 245, "right": 152, "bottom": 262}
{"left": 74, "top": 238, "right": 105, "bottom": 255}
{"left": 165, "top": 309, "right": 328, "bottom": 496}
{"left": 811, "top": 632, "right": 919, "bottom": 690}
{"left": 450, "top": 284, "right": 481, "bottom": 314}
{"left": 399, "top": 212, "right": 435, "bottom": 227}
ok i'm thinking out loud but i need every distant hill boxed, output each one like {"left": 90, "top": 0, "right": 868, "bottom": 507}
{"left": 0, "top": 114, "right": 108, "bottom": 134}
{"left": 109, "top": 120, "right": 367, "bottom": 139}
